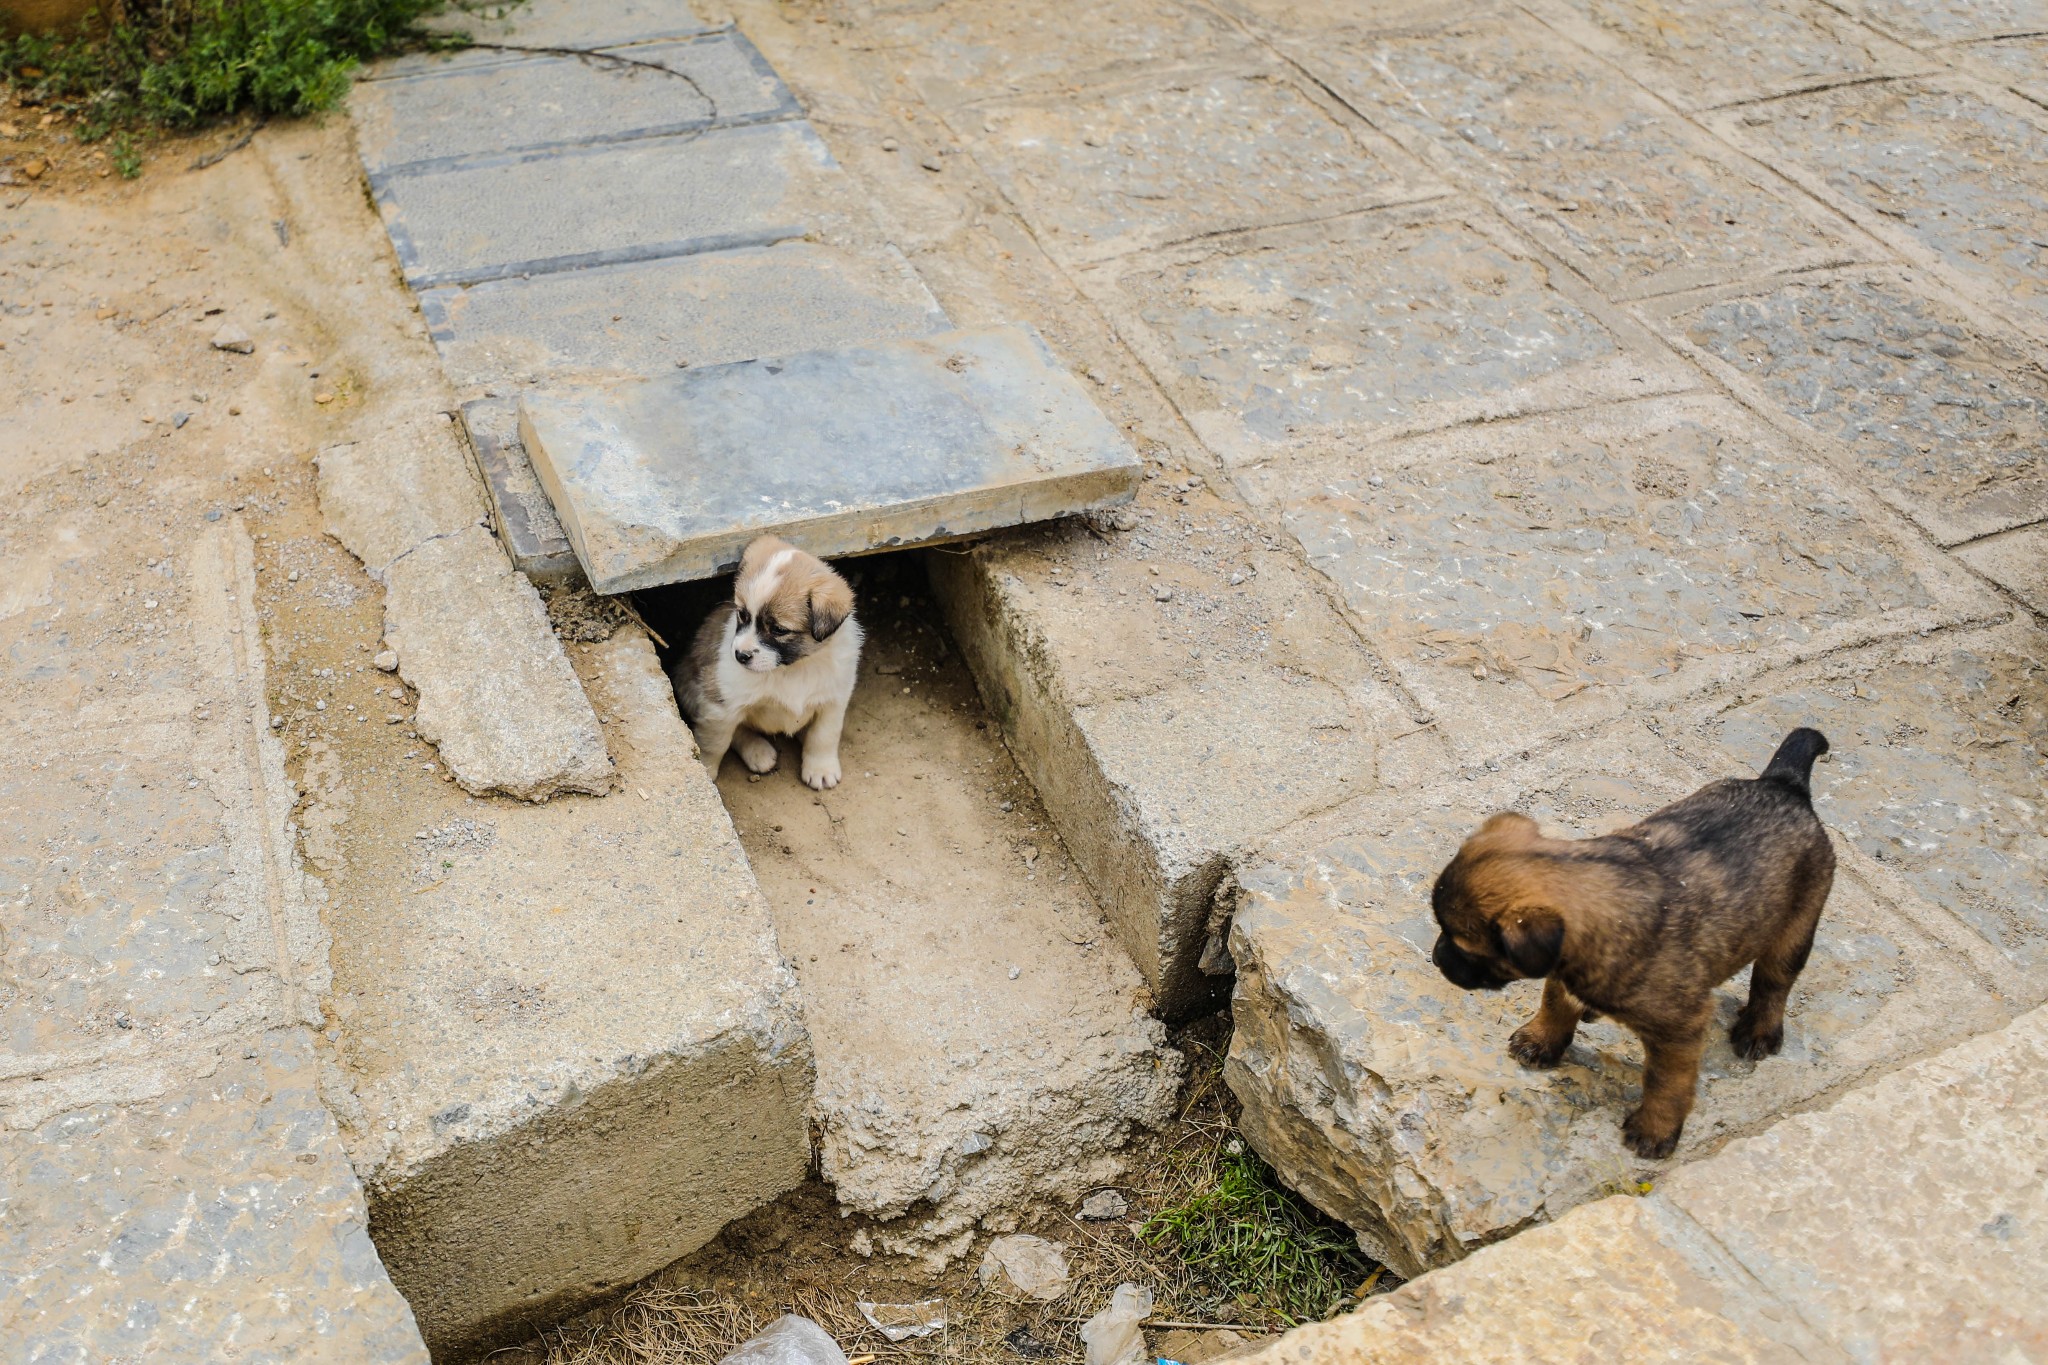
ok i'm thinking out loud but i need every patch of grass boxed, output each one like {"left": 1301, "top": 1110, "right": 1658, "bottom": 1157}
{"left": 108, "top": 129, "right": 141, "bottom": 174}
{"left": 1141, "top": 1137, "right": 1375, "bottom": 1326}
{"left": 2, "top": 0, "right": 451, "bottom": 140}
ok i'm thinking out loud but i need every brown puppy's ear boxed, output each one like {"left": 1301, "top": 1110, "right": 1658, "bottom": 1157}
{"left": 1500, "top": 909, "right": 1565, "bottom": 977}
{"left": 1478, "top": 812, "right": 1539, "bottom": 841}
{"left": 808, "top": 575, "right": 854, "bottom": 640}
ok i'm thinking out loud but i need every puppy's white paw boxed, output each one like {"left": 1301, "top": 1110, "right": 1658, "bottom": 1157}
{"left": 736, "top": 731, "right": 779, "bottom": 774}
{"left": 802, "top": 754, "right": 842, "bottom": 790}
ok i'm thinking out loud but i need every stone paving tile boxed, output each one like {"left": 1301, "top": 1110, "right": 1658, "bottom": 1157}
{"left": 374, "top": 121, "right": 847, "bottom": 287}
{"left": 420, "top": 241, "right": 947, "bottom": 389}
{"left": 352, "top": 32, "right": 798, "bottom": 176}
{"left": 0, "top": 726, "right": 281, "bottom": 1056}
{"left": 1088, "top": 206, "right": 1690, "bottom": 466}
{"left": 1225, "top": 727, "right": 2006, "bottom": 1274}
{"left": 857, "top": 0, "right": 1246, "bottom": 108}
{"left": 1958, "top": 35, "right": 2048, "bottom": 107}
{"left": 960, "top": 71, "right": 1440, "bottom": 267}
{"left": 1236, "top": 394, "right": 1991, "bottom": 761}
{"left": 1295, "top": 15, "right": 1870, "bottom": 298}
{"left": 1827, "top": 0, "right": 2048, "bottom": 44}
{"left": 1956, "top": 525, "right": 2048, "bottom": 618}
{"left": 1702, "top": 626, "right": 2048, "bottom": 991}
{"left": 461, "top": 398, "right": 581, "bottom": 584}
{"left": 1524, "top": 0, "right": 1928, "bottom": 110}
{"left": 1710, "top": 81, "right": 2048, "bottom": 330}
{"left": 4, "top": 1029, "right": 427, "bottom": 1363}
{"left": 1650, "top": 269, "right": 2048, "bottom": 546}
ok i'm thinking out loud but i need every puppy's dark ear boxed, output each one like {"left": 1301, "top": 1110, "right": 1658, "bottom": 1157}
{"left": 1501, "top": 909, "right": 1565, "bottom": 977}
{"left": 808, "top": 576, "right": 854, "bottom": 641}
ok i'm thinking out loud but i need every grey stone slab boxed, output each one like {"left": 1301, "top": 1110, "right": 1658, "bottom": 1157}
{"left": 420, "top": 241, "right": 949, "bottom": 389}
{"left": 1090, "top": 207, "right": 1690, "bottom": 467}
{"left": 962, "top": 71, "right": 1441, "bottom": 266}
{"left": 3, "top": 1029, "right": 428, "bottom": 1364}
{"left": 1525, "top": 0, "right": 1929, "bottom": 109}
{"left": 1659, "top": 1004, "right": 2048, "bottom": 1360}
{"left": 518, "top": 324, "right": 1142, "bottom": 592}
{"left": 1237, "top": 395, "right": 1995, "bottom": 762}
{"left": 411, "top": 0, "right": 715, "bottom": 50}
{"left": 1829, "top": 0, "right": 2048, "bottom": 43}
{"left": 1710, "top": 82, "right": 2048, "bottom": 329}
{"left": 463, "top": 397, "right": 583, "bottom": 585}
{"left": 1295, "top": 16, "right": 1869, "bottom": 298}
{"left": 374, "top": 120, "right": 844, "bottom": 288}
{"left": 1225, "top": 728, "right": 2005, "bottom": 1276}
{"left": 1956, "top": 524, "right": 2048, "bottom": 617}
{"left": 931, "top": 515, "right": 1440, "bottom": 1018}
{"left": 1702, "top": 626, "right": 2048, "bottom": 986}
{"left": 1961, "top": 35, "right": 2048, "bottom": 106}
{"left": 352, "top": 32, "right": 798, "bottom": 176}
{"left": 1651, "top": 270, "right": 2048, "bottom": 546}
{"left": 865, "top": 0, "right": 1247, "bottom": 108}
{"left": 340, "top": 632, "right": 812, "bottom": 1357}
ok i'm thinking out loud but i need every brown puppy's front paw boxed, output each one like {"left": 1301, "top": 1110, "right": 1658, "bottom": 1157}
{"left": 1621, "top": 1107, "right": 1683, "bottom": 1159}
{"left": 1508, "top": 1025, "right": 1570, "bottom": 1069}
{"left": 1730, "top": 1014, "right": 1784, "bottom": 1061}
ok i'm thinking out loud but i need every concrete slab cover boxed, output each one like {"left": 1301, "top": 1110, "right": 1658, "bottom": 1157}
{"left": 374, "top": 120, "right": 840, "bottom": 288}
{"left": 519, "top": 325, "right": 1143, "bottom": 592}
{"left": 352, "top": 31, "right": 799, "bottom": 176}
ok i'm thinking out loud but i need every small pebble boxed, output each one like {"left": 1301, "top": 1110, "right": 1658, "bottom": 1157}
{"left": 881, "top": 136, "right": 899, "bottom": 151}
{"left": 373, "top": 650, "right": 398, "bottom": 671}
{"left": 1153, "top": 585, "right": 1173, "bottom": 602}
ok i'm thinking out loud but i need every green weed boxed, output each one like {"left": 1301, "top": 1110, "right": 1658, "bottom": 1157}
{"left": 2, "top": 0, "right": 452, "bottom": 140}
{"left": 1140, "top": 1138, "right": 1376, "bottom": 1326}
{"left": 109, "top": 130, "right": 141, "bottom": 174}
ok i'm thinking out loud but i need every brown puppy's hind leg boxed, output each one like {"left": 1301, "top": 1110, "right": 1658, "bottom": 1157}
{"left": 1622, "top": 1013, "right": 1709, "bottom": 1159}
{"left": 1509, "top": 976, "right": 1585, "bottom": 1068}
{"left": 1733, "top": 876, "right": 1827, "bottom": 1061}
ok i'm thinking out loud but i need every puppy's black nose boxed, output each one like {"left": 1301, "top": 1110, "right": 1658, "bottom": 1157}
{"left": 734, "top": 648, "right": 754, "bottom": 665}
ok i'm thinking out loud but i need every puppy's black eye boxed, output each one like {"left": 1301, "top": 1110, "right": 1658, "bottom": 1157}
{"left": 735, "top": 605, "right": 751, "bottom": 626}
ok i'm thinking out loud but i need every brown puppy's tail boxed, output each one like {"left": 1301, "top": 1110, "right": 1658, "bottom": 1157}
{"left": 1761, "top": 727, "right": 1830, "bottom": 796}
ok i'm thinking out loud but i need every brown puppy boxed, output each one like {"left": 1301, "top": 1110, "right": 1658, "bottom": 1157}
{"left": 1429, "top": 728, "right": 1835, "bottom": 1158}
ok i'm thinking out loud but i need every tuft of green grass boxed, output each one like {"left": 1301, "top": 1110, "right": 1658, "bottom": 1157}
{"left": 109, "top": 129, "right": 141, "bottom": 174}
{"left": 2, "top": 0, "right": 451, "bottom": 141}
{"left": 1141, "top": 1138, "right": 1376, "bottom": 1326}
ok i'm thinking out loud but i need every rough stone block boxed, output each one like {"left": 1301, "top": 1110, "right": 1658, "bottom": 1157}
{"left": 867, "top": 0, "right": 1244, "bottom": 108}
{"left": 1089, "top": 207, "right": 1689, "bottom": 467}
{"left": 1237, "top": 394, "right": 1996, "bottom": 761}
{"left": 1241, "top": 1195, "right": 1834, "bottom": 1364}
{"left": 3, "top": 1030, "right": 427, "bottom": 1364}
{"left": 375, "top": 120, "right": 847, "bottom": 287}
{"left": 1652, "top": 270, "right": 2048, "bottom": 545}
{"left": 1712, "top": 82, "right": 2048, "bottom": 328}
{"left": 1955, "top": 525, "right": 2048, "bottom": 618}
{"left": 1225, "top": 729, "right": 2005, "bottom": 1275}
{"left": 1830, "top": 0, "right": 2048, "bottom": 43}
{"left": 462, "top": 398, "right": 582, "bottom": 584}
{"left": 1701, "top": 625, "right": 2048, "bottom": 986}
{"left": 1298, "top": 17, "right": 1867, "bottom": 298}
{"left": 1962, "top": 34, "right": 2048, "bottom": 104}
{"left": 382, "top": 525, "right": 613, "bottom": 800}
{"left": 342, "top": 630, "right": 813, "bottom": 1358}
{"left": 1525, "top": 0, "right": 1926, "bottom": 109}
{"left": 519, "top": 324, "right": 1142, "bottom": 592}
{"left": 352, "top": 31, "right": 797, "bottom": 176}
{"left": 420, "top": 241, "right": 948, "bottom": 390}
{"left": 962, "top": 71, "right": 1438, "bottom": 266}
{"left": 932, "top": 518, "right": 1438, "bottom": 1017}
{"left": 317, "top": 412, "right": 487, "bottom": 578}
{"left": 1658, "top": 1005, "right": 2048, "bottom": 1360}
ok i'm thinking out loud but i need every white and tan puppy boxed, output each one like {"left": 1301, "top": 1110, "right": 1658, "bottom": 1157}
{"left": 672, "top": 535, "right": 862, "bottom": 790}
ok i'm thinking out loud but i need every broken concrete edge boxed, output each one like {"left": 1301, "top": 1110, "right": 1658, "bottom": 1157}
{"left": 929, "top": 543, "right": 1227, "bottom": 1021}
{"left": 316, "top": 420, "right": 614, "bottom": 801}
{"left": 342, "top": 629, "right": 817, "bottom": 1359}
{"left": 1240, "top": 999, "right": 2048, "bottom": 1363}
{"left": 367, "top": 1015, "right": 814, "bottom": 1361}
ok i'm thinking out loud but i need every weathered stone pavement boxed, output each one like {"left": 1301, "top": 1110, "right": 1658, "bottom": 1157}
{"left": 713, "top": 0, "right": 2048, "bottom": 1289}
